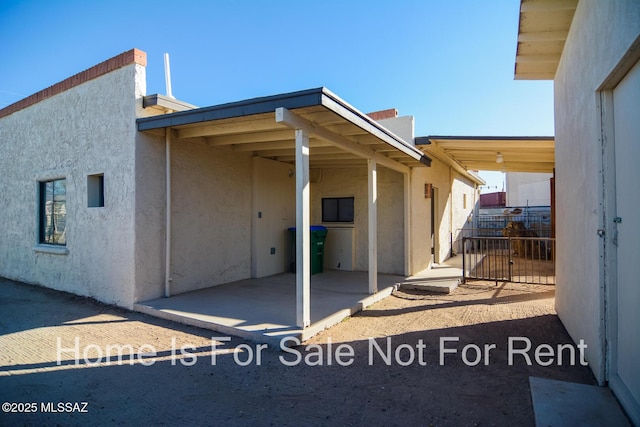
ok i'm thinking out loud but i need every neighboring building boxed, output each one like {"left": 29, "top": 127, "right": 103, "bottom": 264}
{"left": 515, "top": 0, "right": 640, "bottom": 423}
{"left": 479, "top": 191, "right": 506, "bottom": 208}
{"left": 0, "top": 49, "right": 480, "bottom": 332}
{"left": 505, "top": 172, "right": 552, "bottom": 207}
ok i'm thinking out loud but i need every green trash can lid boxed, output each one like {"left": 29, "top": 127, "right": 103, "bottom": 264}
{"left": 288, "top": 226, "right": 327, "bottom": 231}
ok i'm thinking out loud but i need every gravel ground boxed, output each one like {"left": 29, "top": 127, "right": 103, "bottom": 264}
{"left": 0, "top": 277, "right": 595, "bottom": 426}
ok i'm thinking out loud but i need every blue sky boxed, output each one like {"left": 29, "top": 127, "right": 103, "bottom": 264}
{"left": 0, "top": 0, "right": 553, "bottom": 191}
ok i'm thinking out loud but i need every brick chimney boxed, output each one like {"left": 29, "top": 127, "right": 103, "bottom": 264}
{"left": 367, "top": 108, "right": 398, "bottom": 121}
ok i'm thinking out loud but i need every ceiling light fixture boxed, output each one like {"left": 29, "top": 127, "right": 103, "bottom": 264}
{"left": 496, "top": 152, "right": 504, "bottom": 164}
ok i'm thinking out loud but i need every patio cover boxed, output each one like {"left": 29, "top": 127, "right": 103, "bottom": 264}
{"left": 416, "top": 136, "right": 554, "bottom": 173}
{"left": 137, "top": 87, "right": 431, "bottom": 328}
{"left": 137, "top": 87, "right": 431, "bottom": 170}
{"left": 514, "top": 0, "right": 578, "bottom": 80}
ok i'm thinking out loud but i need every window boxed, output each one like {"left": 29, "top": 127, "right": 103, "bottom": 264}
{"left": 87, "top": 174, "right": 104, "bottom": 207}
{"left": 322, "top": 197, "right": 354, "bottom": 223}
{"left": 39, "top": 178, "right": 67, "bottom": 245}
{"left": 463, "top": 193, "right": 467, "bottom": 209}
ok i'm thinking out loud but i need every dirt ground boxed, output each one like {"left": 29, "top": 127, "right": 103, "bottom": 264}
{"left": 0, "top": 277, "right": 595, "bottom": 426}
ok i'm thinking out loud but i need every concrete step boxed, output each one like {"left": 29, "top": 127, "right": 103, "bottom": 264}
{"left": 398, "top": 278, "right": 459, "bottom": 294}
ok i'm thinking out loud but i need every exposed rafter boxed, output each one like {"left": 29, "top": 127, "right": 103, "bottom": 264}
{"left": 138, "top": 87, "right": 430, "bottom": 170}
{"left": 416, "top": 136, "right": 555, "bottom": 174}
{"left": 275, "top": 107, "right": 410, "bottom": 174}
{"left": 514, "top": 0, "right": 578, "bottom": 80}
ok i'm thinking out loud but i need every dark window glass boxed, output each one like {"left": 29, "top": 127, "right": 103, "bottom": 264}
{"left": 322, "top": 197, "right": 354, "bottom": 223}
{"left": 88, "top": 174, "right": 104, "bottom": 207}
{"left": 40, "top": 178, "right": 66, "bottom": 245}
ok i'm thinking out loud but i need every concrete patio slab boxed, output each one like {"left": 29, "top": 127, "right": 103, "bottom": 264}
{"left": 529, "top": 377, "right": 631, "bottom": 427}
{"left": 134, "top": 270, "right": 403, "bottom": 346}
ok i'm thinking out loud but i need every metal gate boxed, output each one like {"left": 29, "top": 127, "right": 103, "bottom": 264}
{"left": 462, "top": 236, "right": 555, "bottom": 285}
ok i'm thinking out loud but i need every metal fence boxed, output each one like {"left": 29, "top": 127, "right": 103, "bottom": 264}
{"left": 452, "top": 207, "right": 552, "bottom": 256}
{"left": 476, "top": 212, "right": 551, "bottom": 238}
{"left": 462, "top": 236, "right": 556, "bottom": 285}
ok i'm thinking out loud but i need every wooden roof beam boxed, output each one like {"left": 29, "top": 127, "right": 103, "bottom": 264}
{"left": 275, "top": 107, "right": 409, "bottom": 174}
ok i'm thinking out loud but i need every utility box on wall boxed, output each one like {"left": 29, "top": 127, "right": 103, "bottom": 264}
{"left": 325, "top": 227, "right": 355, "bottom": 271}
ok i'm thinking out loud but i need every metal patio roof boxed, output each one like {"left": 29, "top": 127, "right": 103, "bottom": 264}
{"left": 137, "top": 87, "right": 431, "bottom": 171}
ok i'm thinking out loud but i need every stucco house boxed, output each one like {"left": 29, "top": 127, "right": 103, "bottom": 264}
{"left": 0, "top": 48, "right": 481, "bottom": 339}
{"left": 514, "top": 0, "right": 639, "bottom": 422}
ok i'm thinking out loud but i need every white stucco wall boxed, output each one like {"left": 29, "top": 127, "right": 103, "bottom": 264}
{"left": 377, "top": 116, "right": 414, "bottom": 144}
{"left": 0, "top": 64, "right": 142, "bottom": 307}
{"left": 506, "top": 172, "right": 552, "bottom": 206}
{"left": 553, "top": 0, "right": 640, "bottom": 384}
{"left": 310, "top": 166, "right": 405, "bottom": 275}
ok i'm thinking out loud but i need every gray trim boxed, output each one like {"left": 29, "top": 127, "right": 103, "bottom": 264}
{"left": 142, "top": 94, "right": 197, "bottom": 112}
{"left": 416, "top": 135, "right": 554, "bottom": 145}
{"left": 415, "top": 136, "right": 432, "bottom": 146}
{"left": 33, "top": 245, "right": 70, "bottom": 255}
{"left": 137, "top": 88, "right": 324, "bottom": 131}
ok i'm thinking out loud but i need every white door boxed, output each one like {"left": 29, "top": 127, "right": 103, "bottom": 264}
{"left": 610, "top": 58, "right": 640, "bottom": 424}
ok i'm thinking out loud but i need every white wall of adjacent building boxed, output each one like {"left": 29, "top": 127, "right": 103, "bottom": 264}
{"left": 505, "top": 172, "right": 552, "bottom": 206}
{"left": 553, "top": 0, "right": 639, "bottom": 422}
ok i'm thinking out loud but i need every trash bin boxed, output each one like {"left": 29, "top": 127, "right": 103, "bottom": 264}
{"left": 288, "top": 226, "right": 328, "bottom": 275}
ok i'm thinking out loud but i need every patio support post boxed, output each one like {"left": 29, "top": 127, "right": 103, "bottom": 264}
{"left": 368, "top": 158, "right": 378, "bottom": 294}
{"left": 165, "top": 128, "right": 172, "bottom": 298}
{"left": 295, "top": 128, "right": 311, "bottom": 328}
{"left": 404, "top": 171, "right": 412, "bottom": 276}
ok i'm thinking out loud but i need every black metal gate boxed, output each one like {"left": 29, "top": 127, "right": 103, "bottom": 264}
{"left": 462, "top": 236, "right": 556, "bottom": 285}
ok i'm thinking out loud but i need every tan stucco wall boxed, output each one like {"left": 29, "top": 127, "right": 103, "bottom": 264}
{"left": 451, "top": 174, "right": 478, "bottom": 250}
{"left": 167, "top": 143, "right": 253, "bottom": 295}
{"left": 310, "top": 166, "right": 405, "bottom": 275}
{"left": 553, "top": 0, "right": 640, "bottom": 383}
{"left": 409, "top": 167, "right": 431, "bottom": 273}
{"left": 411, "top": 158, "right": 452, "bottom": 264}
{"left": 410, "top": 159, "right": 479, "bottom": 268}
{"left": 377, "top": 115, "right": 480, "bottom": 272}
{"left": 0, "top": 64, "right": 142, "bottom": 307}
{"left": 252, "top": 157, "right": 296, "bottom": 278}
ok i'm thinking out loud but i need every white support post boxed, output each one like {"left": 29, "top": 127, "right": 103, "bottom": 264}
{"left": 368, "top": 159, "right": 378, "bottom": 294}
{"left": 165, "top": 129, "right": 172, "bottom": 298}
{"left": 404, "top": 171, "right": 412, "bottom": 276}
{"left": 295, "top": 128, "right": 311, "bottom": 328}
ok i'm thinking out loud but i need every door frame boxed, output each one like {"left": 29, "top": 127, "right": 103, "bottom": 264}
{"left": 597, "top": 35, "right": 640, "bottom": 424}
